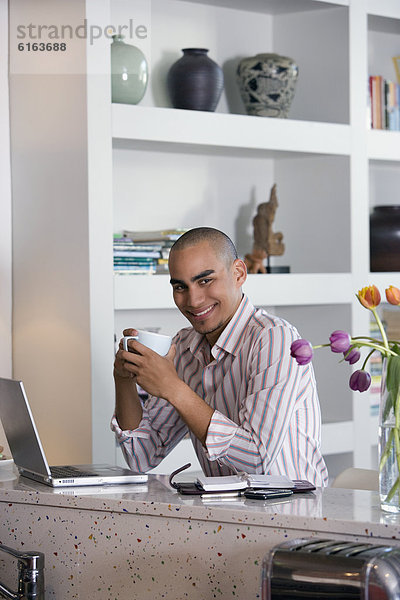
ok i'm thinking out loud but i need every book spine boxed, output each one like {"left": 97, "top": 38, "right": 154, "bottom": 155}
{"left": 113, "top": 251, "right": 161, "bottom": 258}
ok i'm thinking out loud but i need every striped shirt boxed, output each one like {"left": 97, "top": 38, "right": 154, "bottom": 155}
{"left": 111, "top": 295, "right": 328, "bottom": 486}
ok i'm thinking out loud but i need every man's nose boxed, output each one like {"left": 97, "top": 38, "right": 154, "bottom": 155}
{"left": 187, "top": 286, "right": 205, "bottom": 307}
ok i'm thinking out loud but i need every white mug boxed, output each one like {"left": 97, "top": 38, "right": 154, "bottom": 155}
{"left": 123, "top": 330, "right": 172, "bottom": 356}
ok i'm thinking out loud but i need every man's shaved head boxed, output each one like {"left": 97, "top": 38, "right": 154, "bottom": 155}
{"left": 170, "top": 227, "right": 238, "bottom": 269}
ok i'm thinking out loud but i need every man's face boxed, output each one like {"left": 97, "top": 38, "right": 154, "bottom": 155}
{"left": 169, "top": 241, "right": 247, "bottom": 346}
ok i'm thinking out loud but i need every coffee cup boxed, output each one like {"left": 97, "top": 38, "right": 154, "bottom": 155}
{"left": 123, "top": 330, "right": 172, "bottom": 356}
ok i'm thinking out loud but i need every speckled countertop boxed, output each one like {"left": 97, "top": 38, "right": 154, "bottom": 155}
{"left": 1, "top": 475, "right": 400, "bottom": 599}
{"left": 1, "top": 474, "right": 400, "bottom": 539}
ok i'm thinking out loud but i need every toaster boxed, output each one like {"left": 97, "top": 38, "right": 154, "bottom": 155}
{"left": 261, "top": 537, "right": 400, "bottom": 599}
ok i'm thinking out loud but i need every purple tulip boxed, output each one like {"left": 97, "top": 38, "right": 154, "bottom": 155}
{"left": 329, "top": 330, "right": 351, "bottom": 353}
{"left": 344, "top": 347, "right": 361, "bottom": 365}
{"left": 349, "top": 370, "right": 371, "bottom": 392}
{"left": 290, "top": 339, "right": 313, "bottom": 365}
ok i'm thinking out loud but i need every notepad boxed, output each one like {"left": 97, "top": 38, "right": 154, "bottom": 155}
{"left": 196, "top": 473, "right": 295, "bottom": 492}
{"left": 196, "top": 475, "right": 248, "bottom": 491}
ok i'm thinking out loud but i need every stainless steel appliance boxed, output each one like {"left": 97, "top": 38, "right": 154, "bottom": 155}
{"left": 0, "top": 543, "right": 44, "bottom": 600}
{"left": 262, "top": 537, "right": 400, "bottom": 599}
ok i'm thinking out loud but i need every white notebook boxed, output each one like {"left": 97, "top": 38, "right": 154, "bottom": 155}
{"left": 197, "top": 473, "right": 295, "bottom": 492}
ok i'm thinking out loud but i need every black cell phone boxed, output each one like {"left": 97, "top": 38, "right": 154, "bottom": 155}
{"left": 243, "top": 488, "right": 294, "bottom": 500}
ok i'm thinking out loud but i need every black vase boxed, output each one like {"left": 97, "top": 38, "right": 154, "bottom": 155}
{"left": 167, "top": 48, "right": 224, "bottom": 112}
{"left": 370, "top": 205, "right": 400, "bottom": 271}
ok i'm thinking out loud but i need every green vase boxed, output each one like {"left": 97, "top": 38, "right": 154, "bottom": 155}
{"left": 111, "top": 35, "right": 148, "bottom": 105}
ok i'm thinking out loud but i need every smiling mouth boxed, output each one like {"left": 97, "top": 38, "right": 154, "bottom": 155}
{"left": 189, "top": 304, "right": 216, "bottom": 320}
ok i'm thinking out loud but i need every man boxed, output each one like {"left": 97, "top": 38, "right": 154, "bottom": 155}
{"left": 111, "top": 227, "right": 328, "bottom": 486}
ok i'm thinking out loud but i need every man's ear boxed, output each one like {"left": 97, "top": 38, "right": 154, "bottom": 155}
{"left": 233, "top": 258, "right": 247, "bottom": 287}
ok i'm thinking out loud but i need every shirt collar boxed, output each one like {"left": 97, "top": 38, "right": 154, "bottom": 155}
{"left": 186, "top": 294, "right": 255, "bottom": 360}
{"left": 213, "top": 294, "right": 255, "bottom": 357}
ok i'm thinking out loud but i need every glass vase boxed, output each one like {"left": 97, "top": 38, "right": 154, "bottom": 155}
{"left": 379, "top": 355, "right": 400, "bottom": 513}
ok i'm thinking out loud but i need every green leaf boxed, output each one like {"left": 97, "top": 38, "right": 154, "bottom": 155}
{"left": 383, "top": 353, "right": 400, "bottom": 421}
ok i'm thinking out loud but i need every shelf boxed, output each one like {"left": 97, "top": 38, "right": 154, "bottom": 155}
{"left": 321, "top": 416, "right": 379, "bottom": 456}
{"left": 174, "top": 0, "right": 349, "bottom": 14}
{"left": 367, "top": 273, "right": 400, "bottom": 289}
{"left": 114, "top": 273, "right": 354, "bottom": 310}
{"left": 112, "top": 106, "right": 351, "bottom": 158}
{"left": 368, "top": 0, "right": 400, "bottom": 20}
{"left": 321, "top": 421, "right": 354, "bottom": 455}
{"left": 368, "top": 130, "right": 400, "bottom": 162}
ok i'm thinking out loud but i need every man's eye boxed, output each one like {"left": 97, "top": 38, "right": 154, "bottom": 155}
{"left": 199, "top": 278, "right": 211, "bottom": 285}
{"left": 173, "top": 285, "right": 185, "bottom": 292}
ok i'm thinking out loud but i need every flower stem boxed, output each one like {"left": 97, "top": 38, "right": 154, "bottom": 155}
{"left": 312, "top": 344, "right": 330, "bottom": 350}
{"left": 380, "top": 428, "right": 394, "bottom": 470}
{"left": 352, "top": 336, "right": 382, "bottom": 342}
{"left": 361, "top": 349, "right": 376, "bottom": 371}
{"left": 371, "top": 307, "right": 389, "bottom": 351}
{"left": 352, "top": 340, "right": 396, "bottom": 356}
{"left": 385, "top": 474, "right": 400, "bottom": 503}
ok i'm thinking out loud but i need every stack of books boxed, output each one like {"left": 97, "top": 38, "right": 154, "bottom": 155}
{"left": 113, "top": 229, "right": 187, "bottom": 275}
{"left": 369, "top": 76, "right": 400, "bottom": 130}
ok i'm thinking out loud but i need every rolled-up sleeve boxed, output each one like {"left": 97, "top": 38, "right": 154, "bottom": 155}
{"left": 111, "top": 396, "right": 188, "bottom": 473}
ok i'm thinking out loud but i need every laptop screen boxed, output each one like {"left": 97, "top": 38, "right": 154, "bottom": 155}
{"left": 0, "top": 378, "right": 51, "bottom": 477}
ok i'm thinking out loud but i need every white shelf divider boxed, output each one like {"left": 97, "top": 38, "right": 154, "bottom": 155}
{"left": 178, "top": 0, "right": 349, "bottom": 14}
{"left": 367, "top": 273, "right": 400, "bottom": 289}
{"left": 368, "top": 130, "right": 400, "bottom": 162}
{"left": 367, "top": 0, "right": 400, "bottom": 19}
{"left": 112, "top": 105, "right": 351, "bottom": 157}
{"left": 114, "top": 273, "right": 354, "bottom": 310}
{"left": 321, "top": 421, "right": 354, "bottom": 455}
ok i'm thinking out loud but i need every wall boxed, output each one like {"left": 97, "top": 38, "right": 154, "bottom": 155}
{"left": 0, "top": 0, "right": 12, "bottom": 455}
{"left": 8, "top": 0, "right": 92, "bottom": 464}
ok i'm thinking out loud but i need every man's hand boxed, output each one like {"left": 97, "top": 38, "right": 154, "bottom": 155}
{"left": 113, "top": 328, "right": 138, "bottom": 380}
{"left": 114, "top": 329, "right": 214, "bottom": 446}
{"left": 122, "top": 340, "right": 179, "bottom": 398}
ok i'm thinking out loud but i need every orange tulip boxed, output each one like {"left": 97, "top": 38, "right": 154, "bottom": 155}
{"left": 357, "top": 285, "right": 381, "bottom": 309}
{"left": 385, "top": 285, "right": 400, "bottom": 306}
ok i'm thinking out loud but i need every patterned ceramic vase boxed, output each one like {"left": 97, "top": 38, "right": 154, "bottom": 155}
{"left": 167, "top": 48, "right": 224, "bottom": 112}
{"left": 237, "top": 53, "right": 298, "bottom": 118}
{"left": 111, "top": 35, "right": 148, "bottom": 105}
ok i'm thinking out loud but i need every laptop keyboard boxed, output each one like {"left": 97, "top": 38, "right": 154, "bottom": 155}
{"left": 50, "top": 466, "right": 96, "bottom": 478}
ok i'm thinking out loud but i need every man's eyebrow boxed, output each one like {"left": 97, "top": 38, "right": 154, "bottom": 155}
{"left": 170, "top": 277, "right": 185, "bottom": 286}
{"left": 170, "top": 269, "right": 215, "bottom": 286}
{"left": 191, "top": 269, "right": 215, "bottom": 282}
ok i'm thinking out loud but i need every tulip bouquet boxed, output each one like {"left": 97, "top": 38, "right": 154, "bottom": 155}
{"left": 291, "top": 284, "right": 400, "bottom": 511}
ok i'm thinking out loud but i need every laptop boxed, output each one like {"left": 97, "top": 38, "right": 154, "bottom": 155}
{"left": 0, "top": 378, "right": 148, "bottom": 488}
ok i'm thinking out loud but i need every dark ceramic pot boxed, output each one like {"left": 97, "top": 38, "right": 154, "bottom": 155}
{"left": 167, "top": 48, "right": 224, "bottom": 112}
{"left": 370, "top": 205, "right": 400, "bottom": 271}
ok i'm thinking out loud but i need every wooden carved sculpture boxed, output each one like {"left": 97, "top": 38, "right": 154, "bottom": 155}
{"left": 245, "top": 184, "right": 285, "bottom": 273}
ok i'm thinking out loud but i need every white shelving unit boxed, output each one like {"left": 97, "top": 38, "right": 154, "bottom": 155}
{"left": 8, "top": 0, "right": 400, "bottom": 475}
{"left": 107, "top": 0, "right": 400, "bottom": 476}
